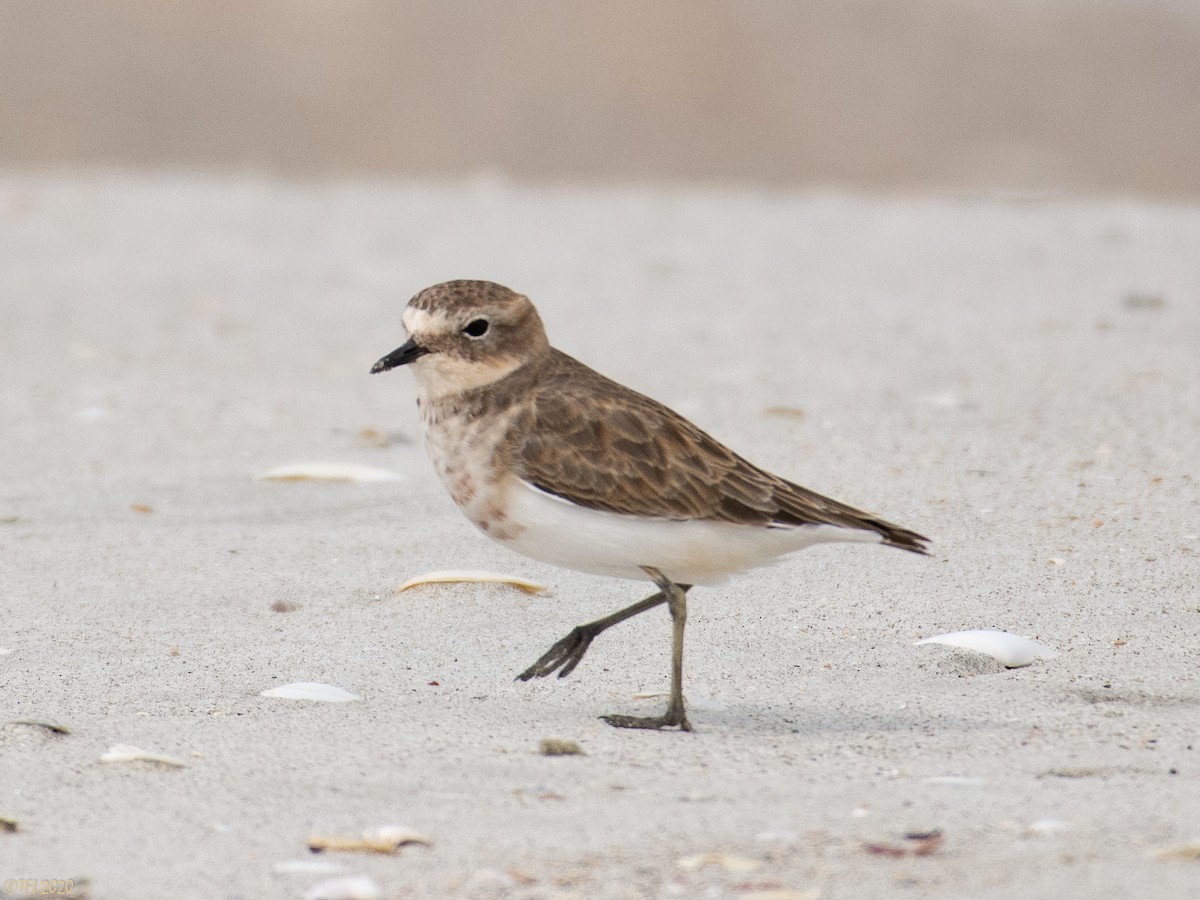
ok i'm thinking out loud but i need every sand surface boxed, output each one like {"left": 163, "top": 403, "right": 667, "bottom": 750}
{"left": 1, "top": 173, "right": 1199, "bottom": 897}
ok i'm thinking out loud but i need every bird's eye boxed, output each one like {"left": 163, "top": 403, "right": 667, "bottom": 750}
{"left": 463, "top": 319, "right": 490, "bottom": 338}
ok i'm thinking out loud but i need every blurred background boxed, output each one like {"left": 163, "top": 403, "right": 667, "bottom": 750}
{"left": 3, "top": 0, "right": 1198, "bottom": 200}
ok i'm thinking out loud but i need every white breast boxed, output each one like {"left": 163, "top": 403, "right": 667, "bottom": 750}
{"left": 495, "top": 479, "right": 884, "bottom": 586}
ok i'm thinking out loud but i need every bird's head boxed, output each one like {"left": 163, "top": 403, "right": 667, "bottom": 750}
{"left": 371, "top": 280, "right": 549, "bottom": 400}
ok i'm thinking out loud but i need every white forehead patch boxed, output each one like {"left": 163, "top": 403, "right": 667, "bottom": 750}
{"left": 402, "top": 306, "right": 450, "bottom": 336}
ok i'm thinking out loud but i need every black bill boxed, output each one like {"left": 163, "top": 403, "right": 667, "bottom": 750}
{"left": 370, "top": 338, "right": 429, "bottom": 373}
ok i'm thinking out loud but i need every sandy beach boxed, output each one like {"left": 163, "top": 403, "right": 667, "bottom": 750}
{"left": 1, "top": 173, "right": 1199, "bottom": 898}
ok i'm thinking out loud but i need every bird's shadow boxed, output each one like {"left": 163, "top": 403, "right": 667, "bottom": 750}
{"left": 670, "top": 702, "right": 999, "bottom": 738}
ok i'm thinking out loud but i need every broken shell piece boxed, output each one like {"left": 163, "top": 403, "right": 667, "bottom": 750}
{"left": 304, "top": 875, "right": 383, "bottom": 900}
{"left": 863, "top": 829, "right": 944, "bottom": 858}
{"left": 308, "top": 825, "right": 432, "bottom": 854}
{"left": 256, "top": 462, "right": 403, "bottom": 483}
{"left": 5, "top": 719, "right": 71, "bottom": 735}
{"left": 677, "top": 852, "right": 762, "bottom": 873}
{"left": 261, "top": 682, "right": 360, "bottom": 702}
{"left": 100, "top": 744, "right": 186, "bottom": 767}
{"left": 364, "top": 825, "right": 431, "bottom": 850}
{"left": 395, "top": 570, "right": 546, "bottom": 594}
{"left": 0, "top": 816, "right": 18, "bottom": 832}
{"left": 539, "top": 738, "right": 584, "bottom": 756}
{"left": 906, "top": 830, "right": 945, "bottom": 856}
{"left": 916, "top": 630, "right": 1056, "bottom": 668}
{"left": 0, "top": 647, "right": 13, "bottom": 655}
{"left": 1154, "top": 840, "right": 1200, "bottom": 861}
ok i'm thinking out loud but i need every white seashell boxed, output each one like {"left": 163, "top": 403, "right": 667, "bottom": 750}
{"left": 7, "top": 720, "right": 71, "bottom": 735}
{"left": 272, "top": 859, "right": 346, "bottom": 876}
{"left": 361, "top": 825, "right": 432, "bottom": 851}
{"left": 1154, "top": 840, "right": 1200, "bottom": 860}
{"left": 261, "top": 682, "right": 360, "bottom": 702}
{"left": 0, "top": 648, "right": 13, "bottom": 655}
{"left": 677, "top": 852, "right": 762, "bottom": 873}
{"left": 307, "top": 825, "right": 432, "bottom": 854}
{"left": 304, "top": 875, "right": 382, "bottom": 900}
{"left": 916, "top": 630, "right": 1057, "bottom": 668}
{"left": 395, "top": 570, "right": 545, "bottom": 594}
{"left": 755, "top": 829, "right": 802, "bottom": 844}
{"left": 256, "top": 462, "right": 403, "bottom": 483}
{"left": 100, "top": 743, "right": 186, "bottom": 767}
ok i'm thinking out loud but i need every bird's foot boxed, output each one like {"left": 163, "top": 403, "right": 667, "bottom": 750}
{"left": 515, "top": 624, "right": 598, "bottom": 681}
{"left": 601, "top": 701, "right": 692, "bottom": 733}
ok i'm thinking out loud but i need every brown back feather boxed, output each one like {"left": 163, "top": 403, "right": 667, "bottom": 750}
{"left": 515, "top": 350, "right": 929, "bottom": 554}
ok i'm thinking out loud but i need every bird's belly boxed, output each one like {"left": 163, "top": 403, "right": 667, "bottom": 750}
{"left": 495, "top": 479, "right": 882, "bottom": 585}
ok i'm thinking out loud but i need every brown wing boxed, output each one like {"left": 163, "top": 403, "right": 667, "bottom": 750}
{"left": 517, "top": 350, "right": 929, "bottom": 554}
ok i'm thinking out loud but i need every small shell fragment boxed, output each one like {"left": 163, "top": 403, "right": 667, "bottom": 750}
{"left": 1154, "top": 840, "right": 1200, "bottom": 861}
{"left": 100, "top": 744, "right": 187, "bottom": 767}
{"left": 5, "top": 719, "right": 71, "bottom": 735}
{"left": 905, "top": 830, "right": 945, "bottom": 856}
{"left": 863, "top": 829, "right": 944, "bottom": 858}
{"left": 304, "top": 875, "right": 383, "bottom": 900}
{"left": 365, "top": 825, "right": 431, "bottom": 850}
{"left": 261, "top": 682, "right": 360, "bottom": 702}
{"left": 309, "top": 825, "right": 432, "bottom": 854}
{"left": 0, "top": 816, "right": 18, "bottom": 832}
{"left": 677, "top": 852, "right": 762, "bottom": 873}
{"left": 915, "top": 630, "right": 1057, "bottom": 667}
{"left": 539, "top": 738, "right": 584, "bottom": 756}
{"left": 256, "top": 462, "right": 403, "bottom": 483}
{"left": 395, "top": 570, "right": 545, "bottom": 594}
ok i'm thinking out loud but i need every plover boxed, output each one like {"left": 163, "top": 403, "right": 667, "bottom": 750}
{"left": 372, "top": 280, "right": 928, "bottom": 731}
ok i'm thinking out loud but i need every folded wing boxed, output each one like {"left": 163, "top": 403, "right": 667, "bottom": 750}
{"left": 517, "top": 351, "right": 929, "bottom": 554}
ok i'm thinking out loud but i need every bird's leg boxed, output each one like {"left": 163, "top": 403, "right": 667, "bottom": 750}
{"left": 516, "top": 588, "right": 671, "bottom": 681}
{"left": 601, "top": 566, "right": 693, "bottom": 732}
